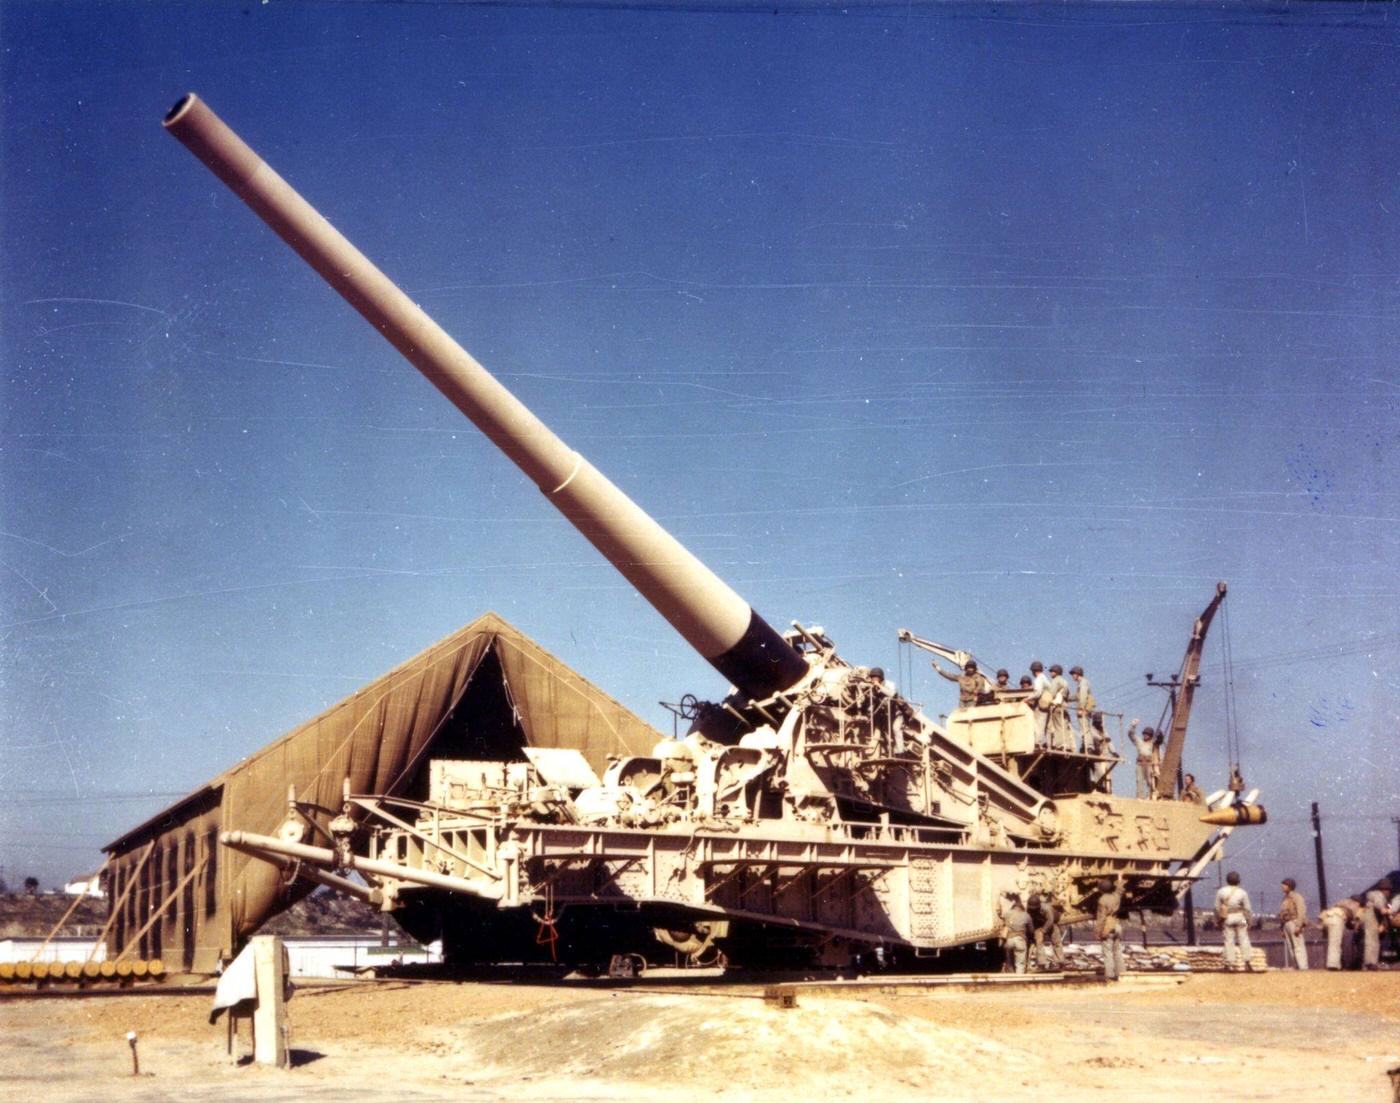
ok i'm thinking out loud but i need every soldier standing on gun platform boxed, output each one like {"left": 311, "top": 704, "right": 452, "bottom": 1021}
{"left": 1215, "top": 870, "right": 1254, "bottom": 972}
{"left": 1028, "top": 661, "right": 1049, "bottom": 744}
{"left": 1096, "top": 878, "right": 1124, "bottom": 981}
{"left": 1126, "top": 720, "right": 1154, "bottom": 799}
{"left": 1278, "top": 878, "right": 1309, "bottom": 970}
{"left": 931, "top": 658, "right": 991, "bottom": 710}
{"left": 1069, "top": 665, "right": 1093, "bottom": 743}
{"left": 1045, "top": 664, "right": 1074, "bottom": 751}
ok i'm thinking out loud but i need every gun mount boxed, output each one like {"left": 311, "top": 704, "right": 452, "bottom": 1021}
{"left": 164, "top": 95, "right": 1262, "bottom": 971}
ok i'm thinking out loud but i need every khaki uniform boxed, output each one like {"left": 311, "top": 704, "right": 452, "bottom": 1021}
{"left": 1096, "top": 889, "right": 1124, "bottom": 980}
{"left": 1002, "top": 903, "right": 1033, "bottom": 974}
{"left": 1127, "top": 725, "right": 1153, "bottom": 799}
{"left": 1319, "top": 899, "right": 1357, "bottom": 970}
{"left": 1044, "top": 674, "right": 1074, "bottom": 751}
{"left": 1215, "top": 884, "right": 1254, "bottom": 971}
{"left": 1072, "top": 675, "right": 1094, "bottom": 742}
{"left": 1362, "top": 889, "right": 1390, "bottom": 969}
{"left": 1030, "top": 901, "right": 1065, "bottom": 970}
{"left": 935, "top": 665, "right": 988, "bottom": 710}
{"left": 1180, "top": 781, "right": 1205, "bottom": 805}
{"left": 1279, "top": 889, "right": 1309, "bottom": 970}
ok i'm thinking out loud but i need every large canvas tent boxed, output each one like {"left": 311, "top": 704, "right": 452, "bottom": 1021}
{"left": 102, "top": 613, "right": 662, "bottom": 974}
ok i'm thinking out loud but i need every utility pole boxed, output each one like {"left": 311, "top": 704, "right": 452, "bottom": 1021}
{"left": 1311, "top": 802, "right": 1328, "bottom": 910}
{"left": 1392, "top": 815, "right": 1400, "bottom": 870}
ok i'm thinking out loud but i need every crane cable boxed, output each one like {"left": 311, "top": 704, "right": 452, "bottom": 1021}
{"left": 1220, "top": 600, "right": 1243, "bottom": 772}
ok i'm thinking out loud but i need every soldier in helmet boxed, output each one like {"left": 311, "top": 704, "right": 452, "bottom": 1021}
{"left": 1086, "top": 713, "right": 1118, "bottom": 794}
{"left": 1214, "top": 870, "right": 1255, "bottom": 972}
{"left": 1045, "top": 664, "right": 1074, "bottom": 751}
{"left": 1029, "top": 661, "right": 1049, "bottom": 743}
{"left": 1278, "top": 877, "right": 1309, "bottom": 970}
{"left": 1069, "top": 665, "right": 1094, "bottom": 744}
{"left": 1095, "top": 878, "right": 1125, "bottom": 981}
{"left": 1148, "top": 730, "right": 1166, "bottom": 795}
{"left": 932, "top": 657, "right": 992, "bottom": 710}
{"left": 1127, "top": 719, "right": 1154, "bottom": 799}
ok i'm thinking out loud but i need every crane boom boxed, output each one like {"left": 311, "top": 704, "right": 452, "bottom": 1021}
{"left": 1154, "top": 581, "right": 1228, "bottom": 798}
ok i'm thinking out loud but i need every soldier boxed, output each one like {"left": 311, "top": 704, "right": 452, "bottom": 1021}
{"left": 994, "top": 668, "right": 1010, "bottom": 691}
{"left": 1319, "top": 897, "right": 1359, "bottom": 970}
{"left": 1029, "top": 660, "right": 1048, "bottom": 695}
{"left": 1086, "top": 714, "right": 1117, "bottom": 794}
{"left": 1027, "top": 893, "right": 1065, "bottom": 971}
{"left": 1000, "top": 893, "right": 1033, "bottom": 974}
{"left": 1278, "top": 878, "right": 1309, "bottom": 970}
{"left": 1029, "top": 661, "right": 1049, "bottom": 743}
{"left": 1148, "top": 730, "right": 1166, "bottom": 796}
{"left": 1127, "top": 720, "right": 1154, "bottom": 799}
{"left": 1214, "top": 870, "right": 1254, "bottom": 972}
{"left": 931, "top": 658, "right": 992, "bottom": 710}
{"left": 1069, "top": 665, "right": 1094, "bottom": 742}
{"left": 1095, "top": 878, "right": 1124, "bottom": 981}
{"left": 1045, "top": 664, "right": 1074, "bottom": 751}
{"left": 1362, "top": 878, "right": 1392, "bottom": 970}
{"left": 1180, "top": 773, "right": 1206, "bottom": 805}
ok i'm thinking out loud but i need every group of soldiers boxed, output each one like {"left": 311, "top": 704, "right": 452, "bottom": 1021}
{"left": 931, "top": 656, "right": 1222, "bottom": 803}
{"left": 996, "top": 872, "right": 1397, "bottom": 978}
{"left": 1213, "top": 871, "right": 1398, "bottom": 972}
{"left": 996, "top": 891, "right": 1071, "bottom": 975}
{"left": 996, "top": 879, "right": 1128, "bottom": 978}
{"left": 933, "top": 657, "right": 1103, "bottom": 750}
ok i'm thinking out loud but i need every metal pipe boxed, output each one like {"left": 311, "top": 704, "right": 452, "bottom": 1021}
{"left": 220, "top": 830, "right": 504, "bottom": 901}
{"left": 163, "top": 94, "right": 807, "bottom": 701}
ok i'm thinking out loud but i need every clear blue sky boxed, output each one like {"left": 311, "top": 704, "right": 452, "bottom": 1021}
{"left": 2, "top": 1, "right": 1397, "bottom": 910}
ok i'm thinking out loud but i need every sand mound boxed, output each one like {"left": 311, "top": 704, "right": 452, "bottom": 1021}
{"left": 440, "top": 993, "right": 1038, "bottom": 1091}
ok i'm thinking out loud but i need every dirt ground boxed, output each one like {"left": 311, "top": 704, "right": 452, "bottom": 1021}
{"left": 3, "top": 971, "right": 1398, "bottom": 1103}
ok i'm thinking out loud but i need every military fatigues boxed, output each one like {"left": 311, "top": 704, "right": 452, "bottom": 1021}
{"left": 1180, "top": 782, "right": 1206, "bottom": 805}
{"left": 1215, "top": 884, "right": 1254, "bottom": 971}
{"left": 1127, "top": 725, "right": 1154, "bottom": 799}
{"left": 1031, "top": 671, "right": 1049, "bottom": 742}
{"left": 1044, "top": 674, "right": 1074, "bottom": 751}
{"left": 1319, "top": 900, "right": 1357, "bottom": 970}
{"left": 1030, "top": 901, "right": 1065, "bottom": 971}
{"left": 935, "top": 664, "right": 987, "bottom": 710}
{"left": 1362, "top": 889, "right": 1390, "bottom": 969}
{"left": 1096, "top": 888, "right": 1124, "bottom": 980}
{"left": 1279, "top": 889, "right": 1309, "bottom": 970}
{"left": 1002, "top": 903, "right": 1033, "bottom": 974}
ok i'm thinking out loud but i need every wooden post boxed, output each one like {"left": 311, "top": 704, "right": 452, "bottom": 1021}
{"left": 112, "top": 859, "right": 206, "bottom": 965}
{"left": 30, "top": 857, "right": 110, "bottom": 963}
{"left": 250, "top": 935, "right": 288, "bottom": 1069}
{"left": 1311, "top": 802, "right": 1329, "bottom": 910}
{"left": 87, "top": 843, "right": 155, "bottom": 966}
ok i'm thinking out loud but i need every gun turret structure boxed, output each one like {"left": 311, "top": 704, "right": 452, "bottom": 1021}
{"left": 165, "top": 96, "right": 1262, "bottom": 971}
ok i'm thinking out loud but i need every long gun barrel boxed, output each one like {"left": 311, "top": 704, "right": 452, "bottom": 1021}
{"left": 163, "top": 94, "right": 807, "bottom": 700}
